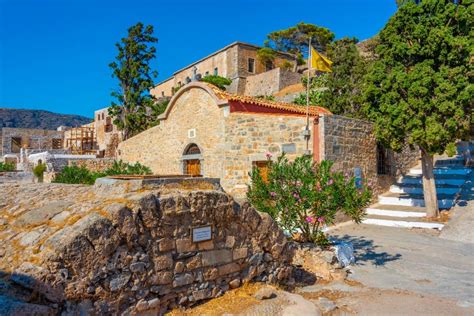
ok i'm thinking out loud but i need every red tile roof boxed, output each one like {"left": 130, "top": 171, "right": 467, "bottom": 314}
{"left": 204, "top": 83, "right": 331, "bottom": 116}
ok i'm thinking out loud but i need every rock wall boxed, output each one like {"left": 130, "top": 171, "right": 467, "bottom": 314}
{"left": 321, "top": 114, "right": 420, "bottom": 196}
{"left": 244, "top": 68, "right": 302, "bottom": 97}
{"left": 68, "top": 158, "right": 115, "bottom": 172}
{"left": 0, "top": 183, "right": 293, "bottom": 314}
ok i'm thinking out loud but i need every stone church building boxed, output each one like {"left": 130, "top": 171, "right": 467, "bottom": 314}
{"left": 118, "top": 82, "right": 331, "bottom": 197}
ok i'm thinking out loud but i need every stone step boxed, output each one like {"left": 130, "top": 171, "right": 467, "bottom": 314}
{"left": 400, "top": 174, "right": 468, "bottom": 186}
{"left": 390, "top": 183, "right": 461, "bottom": 195}
{"left": 378, "top": 192, "right": 455, "bottom": 209}
{"left": 366, "top": 203, "right": 426, "bottom": 218}
{"left": 409, "top": 166, "right": 472, "bottom": 176}
{"left": 362, "top": 216, "right": 444, "bottom": 230}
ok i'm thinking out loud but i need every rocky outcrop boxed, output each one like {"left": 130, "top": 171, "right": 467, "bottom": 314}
{"left": 0, "top": 182, "right": 293, "bottom": 314}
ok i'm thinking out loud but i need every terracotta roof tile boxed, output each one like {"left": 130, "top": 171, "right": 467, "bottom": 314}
{"left": 204, "top": 83, "right": 331, "bottom": 116}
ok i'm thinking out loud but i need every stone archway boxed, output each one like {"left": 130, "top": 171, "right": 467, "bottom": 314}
{"left": 182, "top": 143, "right": 202, "bottom": 176}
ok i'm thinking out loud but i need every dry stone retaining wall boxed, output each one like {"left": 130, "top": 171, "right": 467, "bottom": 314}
{"left": 0, "top": 182, "right": 293, "bottom": 315}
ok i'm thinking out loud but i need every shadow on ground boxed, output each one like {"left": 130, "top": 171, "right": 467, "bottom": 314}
{"left": 331, "top": 234, "right": 402, "bottom": 266}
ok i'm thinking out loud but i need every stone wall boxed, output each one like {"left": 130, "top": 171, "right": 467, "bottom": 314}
{"left": 1, "top": 128, "right": 64, "bottom": 156}
{"left": 68, "top": 158, "right": 115, "bottom": 172}
{"left": 0, "top": 182, "right": 293, "bottom": 314}
{"left": 224, "top": 113, "right": 311, "bottom": 198}
{"left": 244, "top": 68, "right": 302, "bottom": 97}
{"left": 320, "top": 114, "right": 420, "bottom": 196}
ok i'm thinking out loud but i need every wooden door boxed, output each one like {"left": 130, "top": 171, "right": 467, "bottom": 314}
{"left": 255, "top": 161, "right": 270, "bottom": 183}
{"left": 186, "top": 159, "right": 201, "bottom": 176}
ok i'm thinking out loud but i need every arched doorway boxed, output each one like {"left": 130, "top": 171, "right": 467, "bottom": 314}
{"left": 182, "top": 143, "right": 202, "bottom": 176}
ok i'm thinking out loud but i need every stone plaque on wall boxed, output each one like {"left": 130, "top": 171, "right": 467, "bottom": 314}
{"left": 192, "top": 226, "right": 212, "bottom": 242}
{"left": 282, "top": 143, "right": 296, "bottom": 154}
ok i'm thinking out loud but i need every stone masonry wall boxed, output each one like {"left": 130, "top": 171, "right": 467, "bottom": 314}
{"left": 68, "top": 158, "right": 115, "bottom": 172}
{"left": 321, "top": 115, "right": 420, "bottom": 197}
{"left": 1, "top": 128, "right": 64, "bottom": 156}
{"left": 244, "top": 68, "right": 302, "bottom": 97}
{"left": 224, "top": 113, "right": 311, "bottom": 198}
{"left": 0, "top": 183, "right": 293, "bottom": 314}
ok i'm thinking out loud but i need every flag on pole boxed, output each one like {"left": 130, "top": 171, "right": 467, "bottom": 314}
{"left": 310, "top": 46, "right": 332, "bottom": 72}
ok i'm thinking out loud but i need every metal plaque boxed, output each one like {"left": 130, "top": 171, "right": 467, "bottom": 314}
{"left": 192, "top": 226, "right": 212, "bottom": 243}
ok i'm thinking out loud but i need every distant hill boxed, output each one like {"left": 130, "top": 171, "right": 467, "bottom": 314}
{"left": 0, "top": 108, "right": 92, "bottom": 130}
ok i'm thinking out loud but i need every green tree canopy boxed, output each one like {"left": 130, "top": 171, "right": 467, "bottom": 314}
{"left": 319, "top": 37, "right": 368, "bottom": 117}
{"left": 109, "top": 22, "right": 158, "bottom": 140}
{"left": 200, "top": 75, "right": 232, "bottom": 90}
{"left": 363, "top": 0, "right": 473, "bottom": 216}
{"left": 265, "top": 22, "right": 335, "bottom": 65}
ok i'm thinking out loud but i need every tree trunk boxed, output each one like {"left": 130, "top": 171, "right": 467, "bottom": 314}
{"left": 420, "top": 148, "right": 439, "bottom": 218}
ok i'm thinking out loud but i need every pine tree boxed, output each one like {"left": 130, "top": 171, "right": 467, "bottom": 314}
{"left": 363, "top": 0, "right": 473, "bottom": 217}
{"left": 109, "top": 22, "right": 158, "bottom": 140}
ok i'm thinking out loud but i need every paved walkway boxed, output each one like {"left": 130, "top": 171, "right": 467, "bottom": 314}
{"left": 328, "top": 223, "right": 474, "bottom": 308}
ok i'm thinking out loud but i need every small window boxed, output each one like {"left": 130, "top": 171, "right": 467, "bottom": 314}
{"left": 105, "top": 117, "right": 113, "bottom": 133}
{"left": 52, "top": 138, "right": 63, "bottom": 149}
{"left": 185, "top": 76, "right": 191, "bottom": 84}
{"left": 265, "top": 60, "right": 274, "bottom": 71}
{"left": 253, "top": 161, "right": 270, "bottom": 183}
{"left": 248, "top": 58, "right": 255, "bottom": 73}
{"left": 205, "top": 71, "right": 209, "bottom": 76}
{"left": 11, "top": 137, "right": 22, "bottom": 153}
{"left": 214, "top": 67, "right": 218, "bottom": 76}
{"left": 161, "top": 91, "right": 165, "bottom": 97}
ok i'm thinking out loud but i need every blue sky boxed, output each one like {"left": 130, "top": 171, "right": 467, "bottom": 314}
{"left": 0, "top": 0, "right": 397, "bottom": 118}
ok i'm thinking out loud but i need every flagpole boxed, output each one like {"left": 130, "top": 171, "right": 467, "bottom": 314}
{"left": 305, "top": 37, "right": 311, "bottom": 153}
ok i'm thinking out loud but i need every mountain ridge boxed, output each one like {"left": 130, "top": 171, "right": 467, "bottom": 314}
{"left": 0, "top": 108, "right": 92, "bottom": 130}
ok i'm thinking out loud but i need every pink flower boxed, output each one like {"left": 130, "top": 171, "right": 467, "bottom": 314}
{"left": 293, "top": 192, "right": 300, "bottom": 199}
{"left": 270, "top": 191, "right": 277, "bottom": 198}
{"left": 317, "top": 217, "right": 325, "bottom": 223}
{"left": 368, "top": 180, "right": 373, "bottom": 188}
{"left": 306, "top": 216, "right": 315, "bottom": 223}
{"left": 328, "top": 179, "right": 334, "bottom": 185}
{"left": 316, "top": 183, "right": 321, "bottom": 191}
{"left": 265, "top": 152, "right": 272, "bottom": 159}
{"left": 344, "top": 172, "right": 350, "bottom": 178}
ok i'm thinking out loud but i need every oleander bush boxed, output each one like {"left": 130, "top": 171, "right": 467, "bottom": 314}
{"left": 247, "top": 154, "right": 372, "bottom": 245}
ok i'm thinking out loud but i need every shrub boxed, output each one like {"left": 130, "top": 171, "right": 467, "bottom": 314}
{"left": 0, "top": 162, "right": 15, "bottom": 172}
{"left": 33, "top": 163, "right": 47, "bottom": 182}
{"left": 200, "top": 75, "right": 232, "bottom": 90}
{"left": 105, "top": 160, "right": 152, "bottom": 176}
{"left": 53, "top": 165, "right": 98, "bottom": 185}
{"left": 247, "top": 154, "right": 372, "bottom": 245}
{"left": 53, "top": 160, "right": 152, "bottom": 185}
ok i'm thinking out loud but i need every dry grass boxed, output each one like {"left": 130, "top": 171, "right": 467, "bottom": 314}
{"left": 168, "top": 283, "right": 272, "bottom": 316}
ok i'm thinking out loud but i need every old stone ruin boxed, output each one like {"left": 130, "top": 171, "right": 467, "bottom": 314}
{"left": 0, "top": 178, "right": 310, "bottom": 315}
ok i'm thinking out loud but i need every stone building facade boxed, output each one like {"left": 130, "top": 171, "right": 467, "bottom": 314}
{"left": 0, "top": 127, "right": 65, "bottom": 158}
{"left": 94, "top": 107, "right": 123, "bottom": 158}
{"left": 151, "top": 42, "right": 298, "bottom": 98}
{"left": 118, "top": 82, "right": 330, "bottom": 198}
{"left": 319, "top": 115, "right": 420, "bottom": 196}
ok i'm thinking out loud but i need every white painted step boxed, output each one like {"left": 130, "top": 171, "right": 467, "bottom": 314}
{"left": 390, "top": 184, "right": 460, "bottom": 195}
{"left": 362, "top": 218, "right": 444, "bottom": 230}
{"left": 409, "top": 167, "right": 472, "bottom": 176}
{"left": 366, "top": 204, "right": 426, "bottom": 218}
{"left": 378, "top": 193, "right": 455, "bottom": 209}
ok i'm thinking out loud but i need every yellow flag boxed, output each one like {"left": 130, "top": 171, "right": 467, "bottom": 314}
{"left": 310, "top": 46, "right": 332, "bottom": 72}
